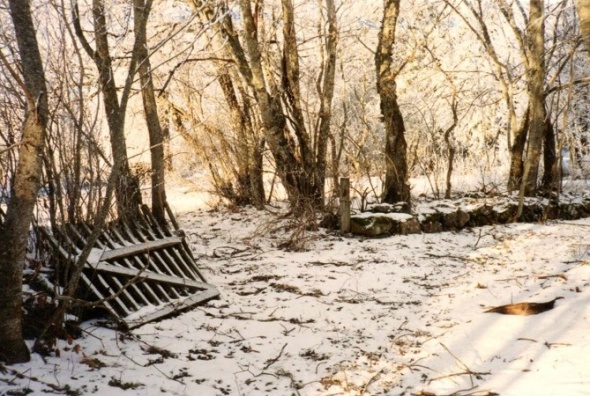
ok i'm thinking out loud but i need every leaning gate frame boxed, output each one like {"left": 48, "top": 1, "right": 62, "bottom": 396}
{"left": 41, "top": 206, "right": 219, "bottom": 329}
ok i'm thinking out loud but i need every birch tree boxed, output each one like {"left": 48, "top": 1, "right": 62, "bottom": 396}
{"left": 0, "top": 0, "right": 48, "bottom": 364}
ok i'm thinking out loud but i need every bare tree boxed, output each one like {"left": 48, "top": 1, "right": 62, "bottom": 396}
{"left": 180, "top": 1, "right": 266, "bottom": 207}
{"left": 0, "top": 0, "right": 48, "bottom": 364}
{"left": 188, "top": 0, "right": 339, "bottom": 212}
{"left": 446, "top": 0, "right": 568, "bottom": 196}
{"left": 133, "top": 0, "right": 168, "bottom": 224}
{"left": 375, "top": 0, "right": 411, "bottom": 204}
{"left": 72, "top": 0, "right": 142, "bottom": 220}
{"left": 445, "top": 0, "right": 529, "bottom": 191}
{"left": 520, "top": 0, "right": 546, "bottom": 197}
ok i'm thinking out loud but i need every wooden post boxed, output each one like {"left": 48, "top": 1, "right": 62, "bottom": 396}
{"left": 340, "top": 177, "right": 350, "bottom": 234}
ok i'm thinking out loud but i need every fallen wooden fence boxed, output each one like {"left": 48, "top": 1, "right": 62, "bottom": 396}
{"left": 41, "top": 206, "right": 219, "bottom": 329}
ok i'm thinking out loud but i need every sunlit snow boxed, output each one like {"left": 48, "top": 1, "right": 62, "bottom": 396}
{"left": 3, "top": 180, "right": 590, "bottom": 396}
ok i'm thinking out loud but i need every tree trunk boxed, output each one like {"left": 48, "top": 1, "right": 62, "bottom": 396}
{"left": 233, "top": 0, "right": 318, "bottom": 211}
{"left": 193, "top": 1, "right": 265, "bottom": 208}
{"left": 447, "top": 0, "right": 525, "bottom": 193}
{"left": 93, "top": 0, "right": 141, "bottom": 219}
{"left": 578, "top": 0, "right": 590, "bottom": 62}
{"left": 541, "top": 115, "right": 559, "bottom": 193}
{"left": 507, "top": 105, "right": 530, "bottom": 191}
{"left": 375, "top": 0, "right": 411, "bottom": 204}
{"left": 314, "top": 0, "right": 338, "bottom": 205}
{"left": 281, "top": 0, "right": 312, "bottom": 169}
{"left": 133, "top": 0, "right": 167, "bottom": 224}
{"left": 73, "top": 0, "right": 142, "bottom": 220}
{"left": 521, "top": 0, "right": 546, "bottom": 196}
{"left": 0, "top": 0, "right": 49, "bottom": 364}
{"left": 217, "top": 73, "right": 265, "bottom": 207}
{"left": 191, "top": 0, "right": 336, "bottom": 212}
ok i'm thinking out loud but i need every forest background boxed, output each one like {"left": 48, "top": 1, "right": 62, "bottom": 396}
{"left": 1, "top": 0, "right": 590, "bottom": 367}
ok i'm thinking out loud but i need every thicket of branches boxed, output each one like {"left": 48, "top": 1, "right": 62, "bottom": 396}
{"left": 1, "top": 0, "right": 590, "bottom": 364}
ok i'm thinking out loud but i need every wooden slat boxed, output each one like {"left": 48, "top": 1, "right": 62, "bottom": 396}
{"left": 100, "top": 236, "right": 183, "bottom": 261}
{"left": 80, "top": 273, "right": 119, "bottom": 314}
{"left": 110, "top": 226, "right": 183, "bottom": 300}
{"left": 130, "top": 216, "right": 195, "bottom": 280}
{"left": 80, "top": 224, "right": 154, "bottom": 308}
{"left": 93, "top": 273, "right": 132, "bottom": 316}
{"left": 90, "top": 223, "right": 171, "bottom": 303}
{"left": 125, "top": 287, "right": 220, "bottom": 329}
{"left": 90, "top": 261, "right": 213, "bottom": 289}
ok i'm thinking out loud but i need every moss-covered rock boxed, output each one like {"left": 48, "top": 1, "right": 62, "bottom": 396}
{"left": 350, "top": 214, "right": 394, "bottom": 237}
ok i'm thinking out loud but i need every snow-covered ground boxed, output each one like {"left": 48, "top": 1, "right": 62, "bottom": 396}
{"left": 2, "top": 182, "right": 590, "bottom": 396}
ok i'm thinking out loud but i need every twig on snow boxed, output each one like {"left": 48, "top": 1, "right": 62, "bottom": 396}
{"left": 424, "top": 253, "right": 471, "bottom": 262}
{"left": 280, "top": 323, "right": 296, "bottom": 336}
{"left": 360, "top": 368, "right": 384, "bottom": 395}
{"left": 516, "top": 337, "right": 538, "bottom": 343}
{"left": 263, "top": 343, "right": 288, "bottom": 370}
{"left": 431, "top": 343, "right": 490, "bottom": 387}
{"left": 275, "top": 369, "right": 301, "bottom": 396}
{"left": 472, "top": 228, "right": 484, "bottom": 249}
{"left": 414, "top": 386, "right": 499, "bottom": 395}
{"left": 0, "top": 365, "right": 78, "bottom": 393}
{"left": 212, "top": 246, "right": 255, "bottom": 258}
{"left": 536, "top": 273, "right": 567, "bottom": 281}
{"left": 121, "top": 351, "right": 181, "bottom": 384}
{"left": 544, "top": 341, "right": 572, "bottom": 349}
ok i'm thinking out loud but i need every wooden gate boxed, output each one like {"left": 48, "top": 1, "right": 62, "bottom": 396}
{"left": 42, "top": 207, "right": 219, "bottom": 329}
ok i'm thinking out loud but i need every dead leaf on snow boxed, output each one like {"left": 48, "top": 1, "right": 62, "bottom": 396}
{"left": 484, "top": 297, "right": 563, "bottom": 316}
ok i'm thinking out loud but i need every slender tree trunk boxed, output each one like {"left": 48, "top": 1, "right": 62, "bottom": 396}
{"left": 507, "top": 106, "right": 530, "bottom": 191}
{"left": 234, "top": 0, "right": 317, "bottom": 211}
{"left": 314, "top": 0, "right": 338, "bottom": 205}
{"left": 235, "top": 0, "right": 301, "bottom": 208}
{"left": 133, "top": 0, "right": 167, "bottom": 224}
{"left": 73, "top": 0, "right": 141, "bottom": 220}
{"left": 281, "top": 0, "right": 312, "bottom": 169}
{"left": 217, "top": 73, "right": 265, "bottom": 207}
{"left": 541, "top": 115, "right": 559, "bottom": 193}
{"left": 192, "top": 0, "right": 335, "bottom": 212}
{"left": 447, "top": 0, "right": 525, "bottom": 193}
{"left": 376, "top": 0, "right": 411, "bottom": 204}
{"left": 578, "top": 0, "right": 590, "bottom": 62}
{"left": 193, "top": 1, "right": 265, "bottom": 207}
{"left": 521, "top": 0, "right": 546, "bottom": 196}
{"left": 0, "top": 0, "right": 48, "bottom": 364}
{"left": 94, "top": 0, "right": 141, "bottom": 219}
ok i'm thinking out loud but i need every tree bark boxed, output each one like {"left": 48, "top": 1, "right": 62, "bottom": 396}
{"left": 217, "top": 72, "right": 266, "bottom": 207}
{"left": 520, "top": 0, "right": 546, "bottom": 196}
{"left": 197, "top": 1, "right": 266, "bottom": 207}
{"left": 578, "top": 0, "right": 590, "bottom": 62}
{"left": 315, "top": 0, "right": 338, "bottom": 204}
{"left": 133, "top": 0, "right": 167, "bottom": 224}
{"left": 541, "top": 115, "right": 559, "bottom": 193}
{"left": 281, "top": 0, "right": 311, "bottom": 168}
{"left": 507, "top": 105, "right": 530, "bottom": 191}
{"left": 235, "top": 0, "right": 306, "bottom": 210}
{"left": 0, "top": 0, "right": 49, "bottom": 364}
{"left": 375, "top": 0, "right": 411, "bottom": 204}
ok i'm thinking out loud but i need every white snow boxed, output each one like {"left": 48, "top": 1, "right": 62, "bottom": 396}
{"left": 2, "top": 185, "right": 590, "bottom": 396}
